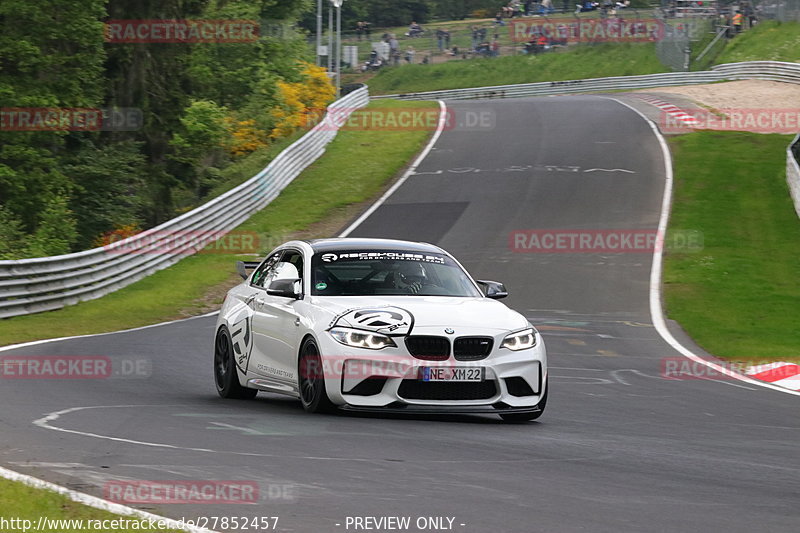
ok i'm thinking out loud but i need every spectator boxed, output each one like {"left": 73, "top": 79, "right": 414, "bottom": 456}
{"left": 436, "top": 28, "right": 448, "bottom": 51}
{"left": 355, "top": 21, "right": 365, "bottom": 41}
{"left": 494, "top": 12, "right": 506, "bottom": 26}
{"left": 471, "top": 25, "right": 481, "bottom": 49}
{"left": 732, "top": 10, "right": 743, "bottom": 33}
{"left": 387, "top": 34, "right": 400, "bottom": 65}
{"left": 491, "top": 39, "right": 500, "bottom": 57}
{"left": 541, "top": 0, "right": 555, "bottom": 14}
{"left": 405, "top": 46, "right": 415, "bottom": 63}
{"left": 406, "top": 21, "right": 423, "bottom": 38}
{"left": 524, "top": 0, "right": 534, "bottom": 15}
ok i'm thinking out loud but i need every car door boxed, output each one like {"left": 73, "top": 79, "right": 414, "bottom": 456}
{"left": 228, "top": 250, "right": 282, "bottom": 375}
{"left": 249, "top": 248, "right": 305, "bottom": 387}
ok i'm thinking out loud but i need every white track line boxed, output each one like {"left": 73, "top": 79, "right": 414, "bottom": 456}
{"left": 0, "top": 466, "right": 216, "bottom": 533}
{"left": 0, "top": 311, "right": 218, "bottom": 354}
{"left": 606, "top": 96, "right": 800, "bottom": 397}
{"left": 0, "top": 100, "right": 449, "bottom": 524}
{"left": 0, "top": 312, "right": 222, "bottom": 532}
{"left": 339, "top": 100, "right": 448, "bottom": 237}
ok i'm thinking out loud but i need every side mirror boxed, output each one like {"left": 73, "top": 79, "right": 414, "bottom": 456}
{"left": 476, "top": 279, "right": 508, "bottom": 300}
{"left": 267, "top": 278, "right": 301, "bottom": 299}
{"left": 236, "top": 260, "right": 260, "bottom": 280}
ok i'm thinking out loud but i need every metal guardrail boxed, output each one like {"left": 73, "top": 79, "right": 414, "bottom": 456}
{"left": 4, "top": 61, "right": 800, "bottom": 318}
{"left": 375, "top": 71, "right": 725, "bottom": 100}
{"left": 0, "top": 86, "right": 370, "bottom": 318}
{"left": 376, "top": 61, "right": 800, "bottom": 100}
{"left": 788, "top": 133, "right": 800, "bottom": 218}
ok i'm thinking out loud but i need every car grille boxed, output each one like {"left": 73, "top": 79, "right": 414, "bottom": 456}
{"left": 405, "top": 336, "right": 450, "bottom": 360}
{"left": 453, "top": 336, "right": 493, "bottom": 361}
{"left": 398, "top": 380, "right": 497, "bottom": 401}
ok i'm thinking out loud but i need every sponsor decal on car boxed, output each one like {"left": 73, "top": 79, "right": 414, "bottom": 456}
{"left": 329, "top": 306, "right": 415, "bottom": 336}
{"left": 321, "top": 251, "right": 445, "bottom": 264}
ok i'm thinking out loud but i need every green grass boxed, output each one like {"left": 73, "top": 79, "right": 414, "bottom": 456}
{"left": 0, "top": 478, "right": 182, "bottom": 533}
{"left": 715, "top": 21, "right": 800, "bottom": 64}
{"left": 0, "top": 100, "right": 436, "bottom": 346}
{"left": 366, "top": 42, "right": 666, "bottom": 94}
{"left": 664, "top": 131, "right": 800, "bottom": 364}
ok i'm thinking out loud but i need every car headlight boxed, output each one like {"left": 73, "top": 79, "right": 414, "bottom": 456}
{"left": 501, "top": 328, "right": 537, "bottom": 351}
{"left": 329, "top": 327, "right": 397, "bottom": 350}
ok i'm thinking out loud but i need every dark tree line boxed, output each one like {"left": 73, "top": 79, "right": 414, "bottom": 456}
{"left": 0, "top": 0, "right": 319, "bottom": 258}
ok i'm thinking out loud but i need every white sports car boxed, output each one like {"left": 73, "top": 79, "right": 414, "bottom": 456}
{"left": 214, "top": 238, "right": 547, "bottom": 421}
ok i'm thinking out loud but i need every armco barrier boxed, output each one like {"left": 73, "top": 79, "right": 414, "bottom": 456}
{"left": 4, "top": 61, "right": 800, "bottom": 318}
{"left": 788, "top": 134, "right": 800, "bottom": 218}
{"left": 0, "top": 86, "right": 369, "bottom": 318}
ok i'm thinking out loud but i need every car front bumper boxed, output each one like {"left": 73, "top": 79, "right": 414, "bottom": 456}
{"left": 316, "top": 329, "right": 547, "bottom": 411}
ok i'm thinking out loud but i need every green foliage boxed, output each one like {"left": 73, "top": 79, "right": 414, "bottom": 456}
{"left": 0, "top": 0, "right": 318, "bottom": 259}
{"left": 0, "top": 204, "right": 27, "bottom": 259}
{"left": 24, "top": 195, "right": 79, "bottom": 257}
{"left": 64, "top": 139, "right": 147, "bottom": 249}
{"left": 0, "top": 0, "right": 106, "bottom": 234}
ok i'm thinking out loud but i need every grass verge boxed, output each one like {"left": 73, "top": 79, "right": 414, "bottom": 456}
{"left": 0, "top": 100, "right": 437, "bottom": 346}
{"left": 366, "top": 42, "right": 666, "bottom": 94}
{"left": 0, "top": 478, "right": 182, "bottom": 533}
{"left": 715, "top": 21, "right": 800, "bottom": 64}
{"left": 664, "top": 131, "right": 800, "bottom": 364}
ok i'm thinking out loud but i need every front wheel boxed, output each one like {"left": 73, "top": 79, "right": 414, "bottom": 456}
{"left": 500, "top": 379, "right": 547, "bottom": 422}
{"left": 214, "top": 326, "right": 257, "bottom": 400}
{"left": 298, "top": 337, "right": 335, "bottom": 414}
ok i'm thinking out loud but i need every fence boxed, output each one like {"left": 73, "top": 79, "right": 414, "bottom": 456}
{"left": 756, "top": 0, "right": 800, "bottom": 21}
{"left": 0, "top": 86, "right": 369, "bottom": 319}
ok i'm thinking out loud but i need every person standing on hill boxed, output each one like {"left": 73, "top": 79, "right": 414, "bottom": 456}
{"left": 732, "top": 10, "right": 744, "bottom": 33}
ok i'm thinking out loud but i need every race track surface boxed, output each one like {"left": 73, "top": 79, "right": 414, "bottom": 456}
{"left": 1, "top": 96, "right": 798, "bottom": 533}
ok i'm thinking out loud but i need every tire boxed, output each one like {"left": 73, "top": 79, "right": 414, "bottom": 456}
{"left": 298, "top": 337, "right": 335, "bottom": 414}
{"left": 214, "top": 326, "right": 257, "bottom": 400}
{"left": 499, "top": 379, "right": 547, "bottom": 422}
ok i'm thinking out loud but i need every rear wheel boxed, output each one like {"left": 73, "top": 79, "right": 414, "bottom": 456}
{"left": 214, "top": 326, "right": 257, "bottom": 400}
{"left": 298, "top": 337, "right": 335, "bottom": 414}
{"left": 500, "top": 379, "right": 547, "bottom": 422}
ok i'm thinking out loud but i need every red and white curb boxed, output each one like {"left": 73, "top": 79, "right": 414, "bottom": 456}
{"left": 632, "top": 94, "right": 699, "bottom": 126}
{"left": 745, "top": 362, "right": 800, "bottom": 391}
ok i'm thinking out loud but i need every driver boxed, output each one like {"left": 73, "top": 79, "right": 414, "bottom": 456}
{"left": 395, "top": 261, "right": 427, "bottom": 293}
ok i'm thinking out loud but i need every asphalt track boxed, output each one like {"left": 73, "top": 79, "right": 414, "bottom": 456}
{"left": 1, "top": 96, "right": 799, "bottom": 533}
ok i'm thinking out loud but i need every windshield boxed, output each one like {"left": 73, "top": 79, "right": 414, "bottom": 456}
{"left": 311, "top": 250, "right": 483, "bottom": 297}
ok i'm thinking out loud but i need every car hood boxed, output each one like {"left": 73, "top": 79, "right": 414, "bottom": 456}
{"left": 307, "top": 295, "right": 529, "bottom": 334}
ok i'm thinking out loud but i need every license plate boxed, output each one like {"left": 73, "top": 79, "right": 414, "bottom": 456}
{"left": 420, "top": 367, "right": 484, "bottom": 382}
